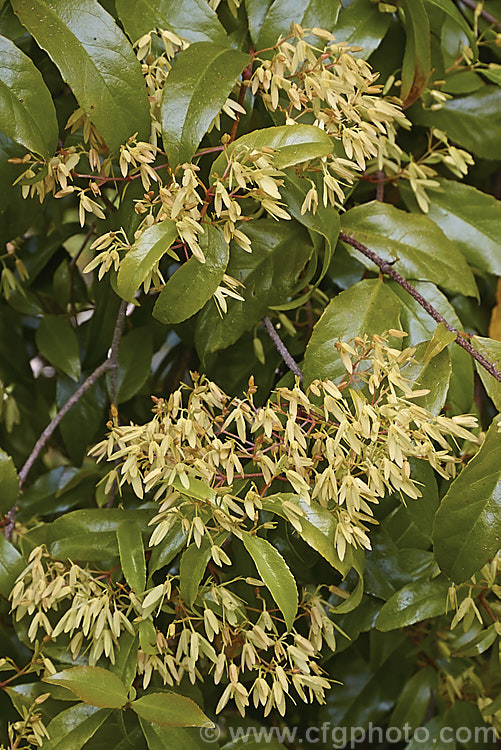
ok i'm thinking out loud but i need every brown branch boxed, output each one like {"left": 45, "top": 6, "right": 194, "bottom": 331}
{"left": 17, "top": 359, "right": 113, "bottom": 493}
{"left": 458, "top": 0, "right": 501, "bottom": 28}
{"left": 339, "top": 230, "right": 501, "bottom": 383}
{"left": 375, "top": 170, "right": 385, "bottom": 202}
{"left": 263, "top": 316, "right": 303, "bottom": 381}
{"left": 228, "top": 51, "right": 254, "bottom": 144}
{"left": 5, "top": 300, "right": 130, "bottom": 537}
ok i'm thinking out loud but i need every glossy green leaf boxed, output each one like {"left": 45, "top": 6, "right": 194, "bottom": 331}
{"left": 47, "top": 508, "right": 155, "bottom": 538}
{"left": 44, "top": 704, "right": 111, "bottom": 750}
{"left": 472, "top": 336, "right": 501, "bottom": 411}
{"left": 116, "top": 0, "right": 228, "bottom": 45}
{"left": 433, "top": 417, "right": 501, "bottom": 582}
{"left": 211, "top": 125, "right": 334, "bottom": 178}
{"left": 388, "top": 280, "right": 474, "bottom": 414}
{"left": 12, "top": 0, "right": 150, "bottom": 151}
{"left": 401, "top": 179, "right": 501, "bottom": 276}
{"left": 453, "top": 624, "right": 498, "bottom": 658}
{"left": 161, "top": 43, "right": 250, "bottom": 166}
{"left": 401, "top": 341, "right": 451, "bottom": 415}
{"left": 110, "top": 631, "right": 138, "bottom": 691}
{"left": 242, "top": 531, "right": 298, "bottom": 631}
{"left": 331, "top": 0, "right": 392, "bottom": 60}
{"left": 49, "top": 531, "right": 119, "bottom": 561}
{"left": 0, "top": 535, "right": 24, "bottom": 598}
{"left": 0, "top": 34, "right": 58, "bottom": 158}
{"left": 117, "top": 520, "right": 146, "bottom": 594}
{"left": 303, "top": 278, "right": 401, "bottom": 384}
{"left": 340, "top": 201, "right": 477, "bottom": 297}
{"left": 400, "top": 0, "right": 431, "bottom": 106}
{"left": 111, "top": 327, "right": 153, "bottom": 403}
{"left": 411, "top": 86, "right": 501, "bottom": 159}
{"left": 117, "top": 220, "right": 178, "bottom": 302}
{"left": 153, "top": 225, "right": 229, "bottom": 324}
{"left": 375, "top": 576, "right": 449, "bottom": 631}
{"left": 195, "top": 219, "right": 312, "bottom": 358}
{"left": 390, "top": 667, "right": 436, "bottom": 730}
{"left": 131, "top": 692, "right": 213, "bottom": 727}
{"left": 179, "top": 537, "right": 213, "bottom": 607}
{"left": 36, "top": 316, "right": 81, "bottom": 382}
{"left": 140, "top": 720, "right": 210, "bottom": 750}
{"left": 255, "top": 0, "right": 340, "bottom": 51}
{"left": 139, "top": 618, "right": 158, "bottom": 654}
{"left": 44, "top": 667, "right": 128, "bottom": 708}
{"left": 0, "top": 448, "right": 18, "bottom": 514}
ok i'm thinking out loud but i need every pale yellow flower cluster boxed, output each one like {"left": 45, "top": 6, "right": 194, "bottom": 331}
{"left": 10, "top": 547, "right": 336, "bottom": 717}
{"left": 90, "top": 333, "right": 478, "bottom": 561}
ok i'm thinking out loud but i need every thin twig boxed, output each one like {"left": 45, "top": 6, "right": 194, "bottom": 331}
{"left": 17, "top": 359, "right": 113, "bottom": 492}
{"left": 109, "top": 300, "right": 128, "bottom": 407}
{"left": 339, "top": 230, "right": 501, "bottom": 383}
{"left": 263, "top": 316, "right": 303, "bottom": 381}
{"left": 228, "top": 50, "right": 254, "bottom": 144}
{"left": 375, "top": 170, "right": 385, "bottom": 202}
{"left": 7, "top": 300, "right": 130, "bottom": 535}
{"left": 458, "top": 0, "right": 501, "bottom": 28}
{"left": 69, "top": 222, "right": 96, "bottom": 319}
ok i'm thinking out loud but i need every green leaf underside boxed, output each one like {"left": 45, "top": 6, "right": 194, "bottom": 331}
{"left": 0, "top": 34, "right": 58, "bottom": 158}
{"left": 340, "top": 201, "right": 477, "bottom": 297}
{"left": 44, "top": 704, "right": 111, "bottom": 750}
{"left": 433, "top": 418, "right": 501, "bottom": 582}
{"left": 131, "top": 691, "right": 213, "bottom": 726}
{"left": 117, "top": 520, "right": 147, "bottom": 593}
{"left": 161, "top": 42, "right": 250, "bottom": 166}
{"left": 179, "top": 537, "right": 213, "bottom": 607}
{"left": 12, "top": 0, "right": 150, "bottom": 151}
{"left": 44, "top": 667, "right": 128, "bottom": 708}
{"left": 153, "top": 224, "right": 229, "bottom": 324}
{"left": 242, "top": 531, "right": 298, "bottom": 631}
{"left": 0, "top": 449, "right": 19, "bottom": 515}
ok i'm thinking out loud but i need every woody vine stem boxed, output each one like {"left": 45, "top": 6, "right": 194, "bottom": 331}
{"left": 4, "top": 300, "right": 128, "bottom": 540}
